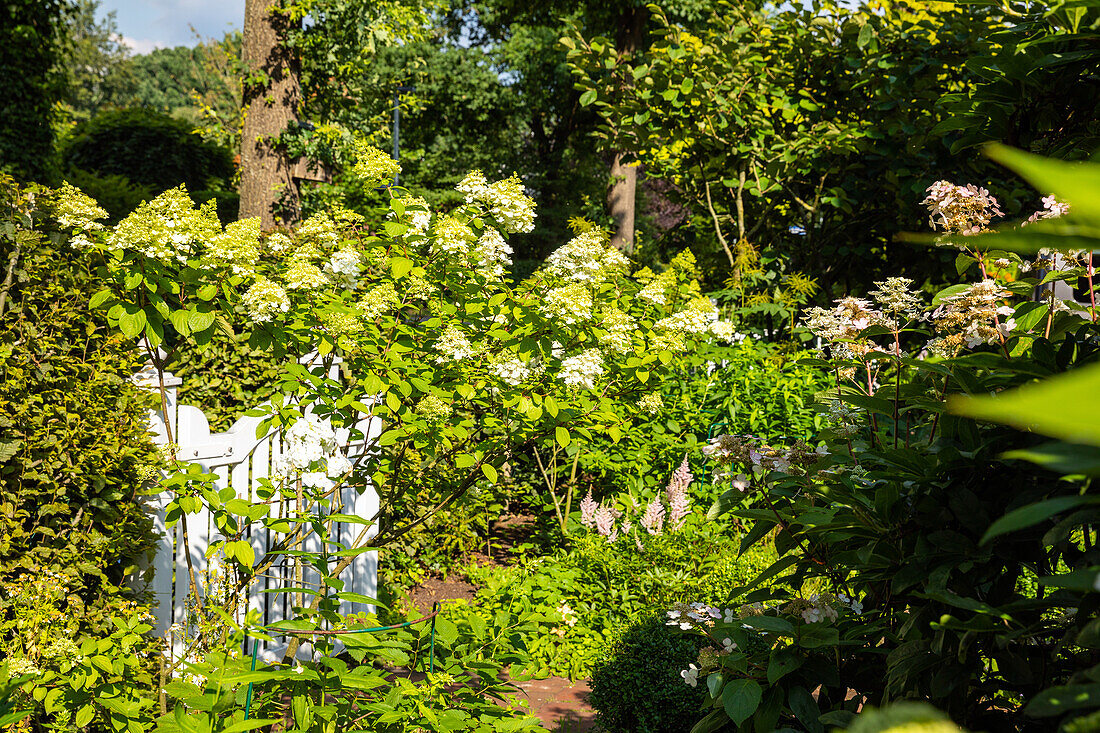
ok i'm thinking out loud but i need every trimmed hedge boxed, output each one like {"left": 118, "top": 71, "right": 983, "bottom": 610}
{"left": 0, "top": 178, "right": 160, "bottom": 656}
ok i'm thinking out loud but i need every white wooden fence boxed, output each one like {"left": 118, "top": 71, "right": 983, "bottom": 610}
{"left": 133, "top": 353, "right": 380, "bottom": 660}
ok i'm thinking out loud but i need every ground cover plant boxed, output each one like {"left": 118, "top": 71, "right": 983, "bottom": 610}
{"left": 659, "top": 148, "right": 1100, "bottom": 732}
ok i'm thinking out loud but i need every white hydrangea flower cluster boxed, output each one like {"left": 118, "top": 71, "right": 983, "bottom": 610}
{"left": 708, "top": 320, "right": 740, "bottom": 342}
{"left": 324, "top": 249, "right": 362, "bottom": 289}
{"left": 868, "top": 276, "right": 923, "bottom": 321}
{"left": 416, "top": 394, "right": 452, "bottom": 422}
{"left": 491, "top": 356, "right": 540, "bottom": 386}
{"left": 285, "top": 260, "right": 328, "bottom": 290}
{"left": 544, "top": 229, "right": 629, "bottom": 283}
{"left": 802, "top": 296, "right": 884, "bottom": 360}
{"left": 558, "top": 348, "right": 604, "bottom": 390}
{"left": 456, "top": 171, "right": 536, "bottom": 234}
{"left": 433, "top": 216, "right": 477, "bottom": 256}
{"left": 473, "top": 229, "right": 514, "bottom": 279}
{"left": 638, "top": 393, "right": 663, "bottom": 414}
{"left": 543, "top": 283, "right": 593, "bottom": 324}
{"left": 394, "top": 195, "right": 431, "bottom": 235}
{"left": 637, "top": 269, "right": 677, "bottom": 305}
{"left": 273, "top": 413, "right": 353, "bottom": 488}
{"left": 353, "top": 141, "right": 401, "bottom": 185}
{"left": 357, "top": 283, "right": 400, "bottom": 319}
{"left": 296, "top": 212, "right": 341, "bottom": 251}
{"left": 929, "top": 279, "right": 1016, "bottom": 354}
{"left": 654, "top": 298, "right": 716, "bottom": 334}
{"left": 922, "top": 180, "right": 1003, "bottom": 236}
{"left": 434, "top": 326, "right": 477, "bottom": 363}
{"left": 597, "top": 308, "right": 636, "bottom": 353}
{"left": 201, "top": 218, "right": 261, "bottom": 275}
{"left": 265, "top": 231, "right": 294, "bottom": 255}
{"left": 242, "top": 277, "right": 291, "bottom": 323}
{"left": 55, "top": 182, "right": 108, "bottom": 249}
{"left": 107, "top": 186, "right": 220, "bottom": 263}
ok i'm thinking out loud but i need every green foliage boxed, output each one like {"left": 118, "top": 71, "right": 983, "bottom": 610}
{"left": 936, "top": 0, "right": 1100, "bottom": 159}
{"left": 0, "top": 0, "right": 67, "bottom": 182}
{"left": 462, "top": 525, "right": 776, "bottom": 679}
{"left": 566, "top": 1, "right": 1001, "bottom": 294}
{"left": 62, "top": 166, "right": 154, "bottom": 222}
{"left": 60, "top": 108, "right": 234, "bottom": 195}
{"left": 58, "top": 0, "right": 134, "bottom": 120}
{"left": 588, "top": 614, "right": 713, "bottom": 733}
{"left": 682, "top": 151, "right": 1100, "bottom": 732}
{"left": 0, "top": 176, "right": 161, "bottom": 729}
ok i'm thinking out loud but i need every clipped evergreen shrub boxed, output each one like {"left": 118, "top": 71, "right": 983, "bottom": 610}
{"left": 588, "top": 614, "right": 719, "bottom": 733}
{"left": 60, "top": 108, "right": 234, "bottom": 195}
{"left": 0, "top": 177, "right": 160, "bottom": 661}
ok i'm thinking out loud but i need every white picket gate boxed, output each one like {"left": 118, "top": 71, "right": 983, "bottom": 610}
{"left": 132, "top": 353, "right": 381, "bottom": 660}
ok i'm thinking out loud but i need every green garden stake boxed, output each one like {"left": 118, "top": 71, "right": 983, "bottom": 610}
{"left": 426, "top": 603, "right": 440, "bottom": 669}
{"left": 243, "top": 640, "right": 258, "bottom": 721}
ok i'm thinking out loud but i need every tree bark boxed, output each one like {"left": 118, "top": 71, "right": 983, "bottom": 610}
{"left": 608, "top": 152, "right": 637, "bottom": 253}
{"left": 606, "top": 5, "right": 648, "bottom": 253}
{"left": 238, "top": 0, "right": 300, "bottom": 228}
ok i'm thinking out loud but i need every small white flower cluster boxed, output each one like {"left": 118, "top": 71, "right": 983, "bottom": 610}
{"left": 837, "top": 592, "right": 863, "bottom": 615}
{"left": 558, "top": 348, "right": 604, "bottom": 390}
{"left": 265, "top": 231, "right": 294, "bottom": 255}
{"left": 596, "top": 307, "right": 636, "bottom": 354}
{"left": 666, "top": 602, "right": 721, "bottom": 630}
{"left": 1023, "top": 194, "right": 1070, "bottom": 226}
{"left": 543, "top": 283, "right": 593, "bottom": 324}
{"left": 273, "top": 413, "right": 352, "bottom": 489}
{"left": 654, "top": 298, "right": 717, "bottom": 334}
{"left": 434, "top": 326, "right": 477, "bottom": 364}
{"left": 323, "top": 249, "right": 362, "bottom": 289}
{"left": 922, "top": 180, "right": 1003, "bottom": 236}
{"left": 358, "top": 283, "right": 400, "bottom": 319}
{"left": 826, "top": 399, "right": 863, "bottom": 438}
{"left": 55, "top": 182, "right": 108, "bottom": 248}
{"left": 353, "top": 141, "right": 401, "bottom": 185}
{"left": 637, "top": 269, "right": 677, "bottom": 305}
{"left": 544, "top": 229, "right": 629, "bottom": 283}
{"left": 638, "top": 392, "right": 663, "bottom": 415}
{"left": 799, "top": 594, "right": 839, "bottom": 624}
{"left": 868, "top": 276, "right": 923, "bottom": 320}
{"left": 242, "top": 277, "right": 291, "bottom": 323}
{"left": 393, "top": 195, "right": 431, "bottom": 236}
{"left": 417, "top": 394, "right": 452, "bottom": 422}
{"left": 107, "top": 186, "right": 221, "bottom": 263}
{"left": 433, "top": 216, "right": 477, "bottom": 256}
{"left": 929, "top": 279, "right": 1015, "bottom": 355}
{"left": 803, "top": 296, "right": 885, "bottom": 360}
{"left": 285, "top": 260, "right": 329, "bottom": 290}
{"left": 703, "top": 434, "right": 824, "bottom": 482}
{"left": 490, "top": 356, "right": 540, "bottom": 386}
{"left": 296, "top": 212, "right": 342, "bottom": 251}
{"left": 202, "top": 218, "right": 262, "bottom": 276}
{"left": 456, "top": 170, "right": 537, "bottom": 234}
{"left": 473, "top": 228, "right": 514, "bottom": 279}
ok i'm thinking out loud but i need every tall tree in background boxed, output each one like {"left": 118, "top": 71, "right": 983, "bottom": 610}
{"left": 59, "top": 0, "right": 133, "bottom": 120}
{"left": 0, "top": 0, "right": 69, "bottom": 182}
{"left": 239, "top": 0, "right": 301, "bottom": 227}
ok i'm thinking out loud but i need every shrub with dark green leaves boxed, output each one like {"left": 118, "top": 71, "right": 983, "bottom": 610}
{"left": 0, "top": 177, "right": 160, "bottom": 672}
{"left": 588, "top": 615, "right": 716, "bottom": 733}
{"left": 60, "top": 108, "right": 233, "bottom": 195}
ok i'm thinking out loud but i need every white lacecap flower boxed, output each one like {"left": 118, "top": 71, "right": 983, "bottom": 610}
{"left": 434, "top": 326, "right": 477, "bottom": 364}
{"left": 681, "top": 664, "right": 699, "bottom": 687}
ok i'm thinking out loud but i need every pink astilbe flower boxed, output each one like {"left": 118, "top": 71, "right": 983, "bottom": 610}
{"left": 665, "top": 456, "right": 693, "bottom": 530}
{"left": 594, "top": 505, "right": 621, "bottom": 541}
{"left": 580, "top": 489, "right": 598, "bottom": 528}
{"left": 641, "top": 497, "right": 665, "bottom": 535}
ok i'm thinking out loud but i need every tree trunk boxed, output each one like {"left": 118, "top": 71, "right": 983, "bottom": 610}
{"left": 606, "top": 5, "right": 648, "bottom": 253}
{"left": 238, "top": 0, "right": 300, "bottom": 228}
{"left": 608, "top": 152, "right": 637, "bottom": 253}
